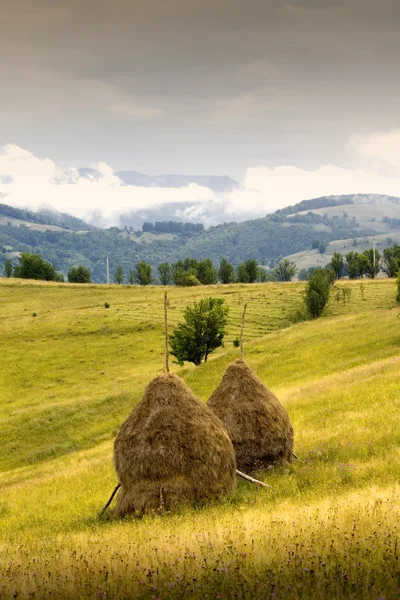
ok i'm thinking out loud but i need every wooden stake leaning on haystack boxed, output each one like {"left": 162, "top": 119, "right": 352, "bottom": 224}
{"left": 102, "top": 291, "right": 236, "bottom": 517}
{"left": 207, "top": 302, "right": 294, "bottom": 474}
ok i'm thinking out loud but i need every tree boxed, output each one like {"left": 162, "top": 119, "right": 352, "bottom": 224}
{"left": 297, "top": 268, "right": 308, "bottom": 281}
{"left": 113, "top": 264, "right": 124, "bottom": 284}
{"left": 382, "top": 246, "right": 400, "bottom": 278}
{"left": 257, "top": 266, "right": 273, "bottom": 282}
{"left": 357, "top": 253, "right": 369, "bottom": 279}
{"left": 329, "top": 252, "right": 344, "bottom": 279}
{"left": 3, "top": 258, "right": 13, "bottom": 278}
{"left": 274, "top": 259, "right": 298, "bottom": 282}
{"left": 68, "top": 266, "right": 91, "bottom": 283}
{"left": 397, "top": 271, "right": 400, "bottom": 303}
{"left": 196, "top": 259, "right": 218, "bottom": 285}
{"left": 169, "top": 297, "right": 229, "bottom": 366}
{"left": 362, "top": 248, "right": 380, "bottom": 278}
{"left": 171, "top": 260, "right": 199, "bottom": 286}
{"left": 158, "top": 262, "right": 172, "bottom": 285}
{"left": 305, "top": 268, "right": 332, "bottom": 318}
{"left": 345, "top": 251, "right": 359, "bottom": 279}
{"left": 218, "top": 258, "right": 235, "bottom": 284}
{"left": 133, "top": 261, "right": 153, "bottom": 285}
{"left": 244, "top": 259, "right": 258, "bottom": 283}
{"left": 13, "top": 252, "right": 56, "bottom": 281}
{"left": 236, "top": 263, "right": 249, "bottom": 283}
{"left": 236, "top": 259, "right": 259, "bottom": 283}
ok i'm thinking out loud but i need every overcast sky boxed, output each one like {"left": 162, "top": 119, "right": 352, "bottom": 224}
{"left": 1, "top": 0, "right": 400, "bottom": 223}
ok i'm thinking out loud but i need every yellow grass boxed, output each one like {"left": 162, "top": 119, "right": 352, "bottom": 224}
{"left": 1, "top": 277, "right": 399, "bottom": 598}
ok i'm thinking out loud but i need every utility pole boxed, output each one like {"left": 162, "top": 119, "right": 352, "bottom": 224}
{"left": 106, "top": 254, "right": 110, "bottom": 285}
{"left": 373, "top": 237, "right": 376, "bottom": 279}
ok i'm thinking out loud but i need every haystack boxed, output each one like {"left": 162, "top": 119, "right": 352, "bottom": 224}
{"left": 207, "top": 359, "right": 294, "bottom": 472}
{"left": 207, "top": 304, "right": 293, "bottom": 472}
{"left": 113, "top": 292, "right": 236, "bottom": 517}
{"left": 114, "top": 373, "right": 236, "bottom": 515}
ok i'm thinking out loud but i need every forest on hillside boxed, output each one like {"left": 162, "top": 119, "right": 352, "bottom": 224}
{"left": 0, "top": 198, "right": 384, "bottom": 282}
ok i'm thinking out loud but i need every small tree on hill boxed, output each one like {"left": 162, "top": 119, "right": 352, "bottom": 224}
{"left": 196, "top": 259, "right": 218, "bottom": 285}
{"left": 158, "top": 262, "right": 172, "bottom": 285}
{"left": 382, "top": 245, "right": 400, "bottom": 278}
{"left": 305, "top": 268, "right": 331, "bottom": 318}
{"left": 171, "top": 260, "right": 199, "bottom": 286}
{"left": 3, "top": 258, "right": 13, "bottom": 278}
{"left": 329, "top": 252, "right": 344, "bottom": 279}
{"left": 396, "top": 271, "right": 400, "bottom": 303}
{"left": 236, "top": 263, "right": 249, "bottom": 283}
{"left": 169, "top": 297, "right": 229, "bottom": 366}
{"left": 133, "top": 261, "right": 153, "bottom": 285}
{"left": 244, "top": 259, "right": 258, "bottom": 283}
{"left": 113, "top": 264, "right": 124, "bottom": 284}
{"left": 274, "top": 259, "right": 297, "bottom": 282}
{"left": 236, "top": 259, "right": 259, "bottom": 283}
{"left": 68, "top": 266, "right": 91, "bottom": 283}
{"left": 13, "top": 252, "right": 56, "bottom": 281}
{"left": 345, "top": 251, "right": 359, "bottom": 279}
{"left": 218, "top": 258, "right": 235, "bottom": 284}
{"left": 363, "top": 248, "right": 380, "bottom": 278}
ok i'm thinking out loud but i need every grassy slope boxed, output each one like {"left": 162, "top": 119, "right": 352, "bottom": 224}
{"left": 290, "top": 202, "right": 400, "bottom": 233}
{"left": 1, "top": 278, "right": 400, "bottom": 599}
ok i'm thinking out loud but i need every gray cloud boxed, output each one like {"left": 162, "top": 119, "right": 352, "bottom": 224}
{"left": 1, "top": 0, "right": 400, "bottom": 176}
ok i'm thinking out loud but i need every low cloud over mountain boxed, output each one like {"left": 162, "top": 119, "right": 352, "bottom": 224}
{"left": 1, "top": 129, "right": 400, "bottom": 228}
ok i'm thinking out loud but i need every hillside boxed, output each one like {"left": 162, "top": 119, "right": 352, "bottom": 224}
{"left": 1, "top": 193, "right": 400, "bottom": 281}
{"left": 1, "top": 278, "right": 399, "bottom": 599}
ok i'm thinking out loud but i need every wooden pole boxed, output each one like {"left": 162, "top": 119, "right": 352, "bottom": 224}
{"left": 239, "top": 303, "right": 248, "bottom": 359}
{"left": 99, "top": 483, "right": 121, "bottom": 517}
{"left": 164, "top": 291, "right": 170, "bottom": 373}
{"left": 236, "top": 469, "right": 273, "bottom": 489}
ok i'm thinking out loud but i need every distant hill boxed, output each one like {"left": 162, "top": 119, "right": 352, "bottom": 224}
{"left": 0, "top": 203, "right": 91, "bottom": 231}
{"left": 78, "top": 168, "right": 239, "bottom": 193}
{"left": 280, "top": 193, "right": 400, "bottom": 270}
{"left": 1, "top": 193, "right": 400, "bottom": 282}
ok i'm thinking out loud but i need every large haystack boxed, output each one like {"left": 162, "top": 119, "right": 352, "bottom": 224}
{"left": 114, "top": 372, "right": 236, "bottom": 516}
{"left": 207, "top": 359, "right": 294, "bottom": 472}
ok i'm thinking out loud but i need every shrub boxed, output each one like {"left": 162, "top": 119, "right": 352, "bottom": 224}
{"left": 305, "top": 268, "right": 332, "bottom": 318}
{"left": 68, "top": 266, "right": 91, "bottom": 283}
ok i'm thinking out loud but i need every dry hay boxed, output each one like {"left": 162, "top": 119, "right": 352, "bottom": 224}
{"left": 207, "top": 359, "right": 294, "bottom": 472}
{"left": 114, "top": 372, "right": 236, "bottom": 516}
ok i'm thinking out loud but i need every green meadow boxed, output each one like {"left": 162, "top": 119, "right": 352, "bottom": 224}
{"left": 1, "top": 278, "right": 400, "bottom": 599}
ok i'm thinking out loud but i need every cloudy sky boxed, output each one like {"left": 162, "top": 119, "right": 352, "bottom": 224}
{"left": 1, "top": 0, "right": 400, "bottom": 224}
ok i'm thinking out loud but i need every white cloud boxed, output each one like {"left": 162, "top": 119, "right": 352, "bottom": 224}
{"left": 351, "top": 129, "right": 400, "bottom": 171}
{"left": 1, "top": 132, "right": 400, "bottom": 227}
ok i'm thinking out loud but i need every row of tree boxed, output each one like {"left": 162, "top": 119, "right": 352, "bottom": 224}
{"left": 328, "top": 246, "right": 400, "bottom": 280}
{"left": 4, "top": 253, "right": 297, "bottom": 285}
{"left": 111, "top": 258, "right": 299, "bottom": 286}
{"left": 6, "top": 245, "right": 400, "bottom": 285}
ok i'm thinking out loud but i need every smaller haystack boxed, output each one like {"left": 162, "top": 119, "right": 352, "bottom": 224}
{"left": 114, "top": 373, "right": 236, "bottom": 516}
{"left": 207, "top": 359, "right": 294, "bottom": 472}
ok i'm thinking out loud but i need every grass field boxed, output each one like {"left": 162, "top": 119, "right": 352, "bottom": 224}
{"left": 1, "top": 277, "right": 400, "bottom": 599}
